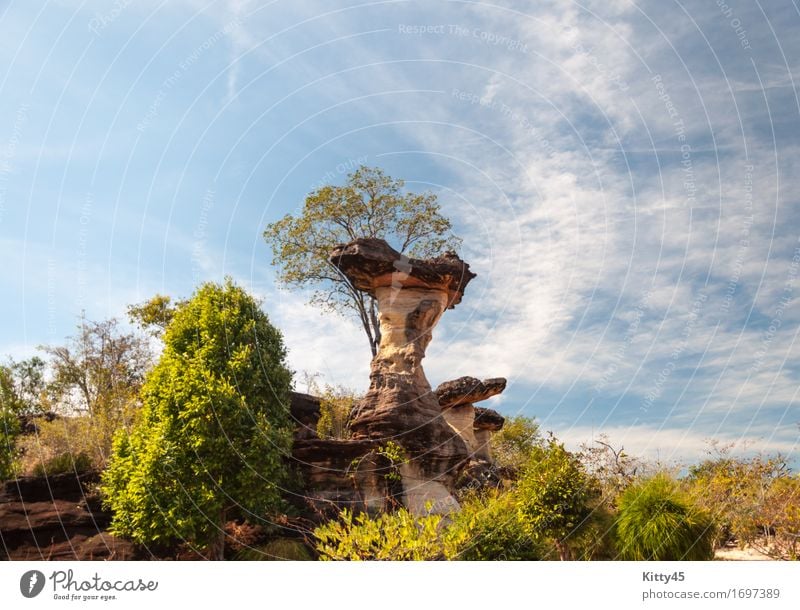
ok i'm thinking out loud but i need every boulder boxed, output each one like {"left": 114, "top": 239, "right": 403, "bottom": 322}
{"left": 473, "top": 406, "right": 505, "bottom": 431}
{"left": 473, "top": 407, "right": 505, "bottom": 461}
{"left": 1, "top": 470, "right": 99, "bottom": 504}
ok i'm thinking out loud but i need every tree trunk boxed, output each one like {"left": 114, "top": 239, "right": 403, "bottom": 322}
{"left": 209, "top": 508, "right": 227, "bottom": 560}
{"left": 555, "top": 540, "right": 572, "bottom": 561}
{"left": 368, "top": 296, "right": 381, "bottom": 356}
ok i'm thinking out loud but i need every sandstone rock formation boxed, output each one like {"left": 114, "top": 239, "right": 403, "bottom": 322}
{"left": 328, "top": 238, "right": 477, "bottom": 514}
{"left": 291, "top": 438, "right": 394, "bottom": 516}
{"left": 289, "top": 391, "right": 323, "bottom": 440}
{"left": 0, "top": 471, "right": 137, "bottom": 560}
{"left": 436, "top": 376, "right": 506, "bottom": 462}
{"left": 473, "top": 406, "right": 505, "bottom": 462}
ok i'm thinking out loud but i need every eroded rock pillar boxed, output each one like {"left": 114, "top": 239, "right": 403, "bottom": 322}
{"left": 329, "top": 238, "right": 476, "bottom": 515}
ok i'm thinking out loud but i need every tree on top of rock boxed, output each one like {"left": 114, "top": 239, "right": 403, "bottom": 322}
{"left": 263, "top": 166, "right": 461, "bottom": 357}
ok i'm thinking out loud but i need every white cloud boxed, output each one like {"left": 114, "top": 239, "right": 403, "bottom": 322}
{"left": 558, "top": 423, "right": 800, "bottom": 467}
{"left": 268, "top": 291, "right": 371, "bottom": 392}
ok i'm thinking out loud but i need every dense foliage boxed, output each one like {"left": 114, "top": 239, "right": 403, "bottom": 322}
{"left": 515, "top": 438, "right": 603, "bottom": 560}
{"left": 447, "top": 491, "right": 546, "bottom": 560}
{"left": 314, "top": 440, "right": 606, "bottom": 561}
{"left": 315, "top": 508, "right": 450, "bottom": 560}
{"left": 490, "top": 414, "right": 542, "bottom": 471}
{"left": 303, "top": 377, "right": 357, "bottom": 440}
{"left": 1, "top": 358, "right": 48, "bottom": 478}
{"left": 102, "top": 280, "right": 294, "bottom": 559}
{"left": 36, "top": 318, "right": 151, "bottom": 470}
{"left": 0, "top": 399, "right": 19, "bottom": 480}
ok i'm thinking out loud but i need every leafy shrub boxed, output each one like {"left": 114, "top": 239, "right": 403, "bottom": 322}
{"left": 2, "top": 360, "right": 43, "bottom": 480}
{"left": 490, "top": 415, "right": 542, "bottom": 472}
{"left": 103, "top": 280, "right": 294, "bottom": 560}
{"left": 32, "top": 451, "right": 92, "bottom": 476}
{"left": 567, "top": 504, "right": 618, "bottom": 560}
{"left": 686, "top": 450, "right": 788, "bottom": 549}
{"left": 447, "top": 491, "right": 544, "bottom": 560}
{"left": 314, "top": 508, "right": 447, "bottom": 560}
{"left": 616, "top": 473, "right": 714, "bottom": 560}
{"left": 315, "top": 385, "right": 357, "bottom": 440}
{"left": 515, "top": 438, "right": 602, "bottom": 560}
{"left": 758, "top": 475, "right": 800, "bottom": 560}
{"left": 0, "top": 406, "right": 19, "bottom": 481}
{"left": 314, "top": 490, "right": 547, "bottom": 561}
{"left": 1, "top": 357, "right": 49, "bottom": 417}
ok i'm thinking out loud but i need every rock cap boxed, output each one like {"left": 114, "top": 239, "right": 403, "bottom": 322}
{"left": 473, "top": 406, "right": 505, "bottom": 431}
{"left": 329, "top": 238, "right": 476, "bottom": 308}
{"left": 435, "top": 376, "right": 507, "bottom": 408}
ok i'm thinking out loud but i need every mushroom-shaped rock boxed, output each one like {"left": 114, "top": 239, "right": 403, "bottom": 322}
{"left": 472, "top": 407, "right": 505, "bottom": 462}
{"left": 328, "top": 238, "right": 477, "bottom": 515}
{"left": 435, "top": 377, "right": 507, "bottom": 463}
{"left": 329, "top": 238, "right": 475, "bottom": 308}
{"left": 436, "top": 377, "right": 507, "bottom": 409}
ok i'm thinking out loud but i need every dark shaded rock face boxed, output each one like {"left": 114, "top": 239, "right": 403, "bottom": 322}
{"left": 0, "top": 472, "right": 138, "bottom": 560}
{"left": 290, "top": 391, "right": 322, "bottom": 440}
{"left": 291, "top": 439, "right": 397, "bottom": 518}
{"left": 329, "top": 239, "right": 476, "bottom": 510}
{"left": 473, "top": 406, "right": 506, "bottom": 432}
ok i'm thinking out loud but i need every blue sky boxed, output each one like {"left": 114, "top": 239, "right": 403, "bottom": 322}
{"left": 1, "top": 0, "right": 799, "bottom": 464}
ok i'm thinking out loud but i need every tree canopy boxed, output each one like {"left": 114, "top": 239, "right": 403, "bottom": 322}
{"left": 103, "top": 279, "right": 294, "bottom": 559}
{"left": 263, "top": 166, "right": 461, "bottom": 356}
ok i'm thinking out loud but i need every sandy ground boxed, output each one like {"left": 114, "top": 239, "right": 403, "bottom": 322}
{"left": 714, "top": 543, "right": 774, "bottom": 561}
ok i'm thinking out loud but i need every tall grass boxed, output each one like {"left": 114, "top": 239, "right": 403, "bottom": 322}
{"left": 615, "top": 473, "right": 715, "bottom": 560}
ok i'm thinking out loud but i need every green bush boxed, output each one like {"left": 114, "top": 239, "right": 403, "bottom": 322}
{"left": 314, "top": 490, "right": 548, "bottom": 561}
{"left": 32, "top": 451, "right": 92, "bottom": 476}
{"left": 490, "top": 415, "right": 542, "bottom": 472}
{"left": 616, "top": 473, "right": 714, "bottom": 560}
{"left": 515, "top": 438, "right": 602, "bottom": 560}
{"left": 315, "top": 385, "right": 356, "bottom": 440}
{"left": 567, "top": 505, "right": 617, "bottom": 560}
{"left": 447, "top": 491, "right": 544, "bottom": 560}
{"left": 314, "top": 508, "right": 447, "bottom": 561}
{"left": 103, "top": 280, "right": 294, "bottom": 560}
{"left": 686, "top": 451, "right": 787, "bottom": 549}
{"left": 760, "top": 475, "right": 800, "bottom": 560}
